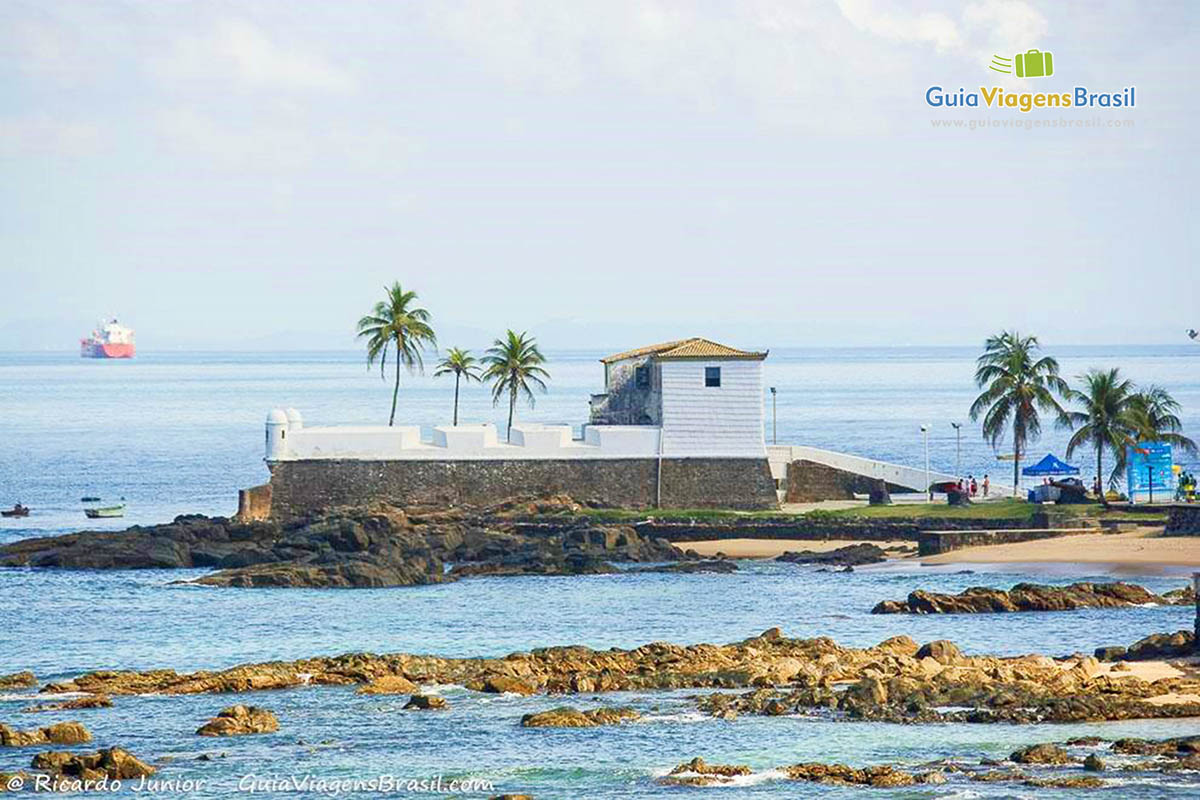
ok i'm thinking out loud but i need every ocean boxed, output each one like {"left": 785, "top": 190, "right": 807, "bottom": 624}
{"left": 1, "top": 345, "right": 1198, "bottom": 798}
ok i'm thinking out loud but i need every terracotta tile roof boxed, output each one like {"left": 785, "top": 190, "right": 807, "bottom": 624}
{"left": 600, "top": 337, "right": 768, "bottom": 363}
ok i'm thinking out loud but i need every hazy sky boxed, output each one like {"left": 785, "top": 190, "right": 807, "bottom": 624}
{"left": 2, "top": 1, "right": 1196, "bottom": 351}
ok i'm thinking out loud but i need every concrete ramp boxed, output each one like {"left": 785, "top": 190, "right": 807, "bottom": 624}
{"left": 767, "top": 445, "right": 1011, "bottom": 496}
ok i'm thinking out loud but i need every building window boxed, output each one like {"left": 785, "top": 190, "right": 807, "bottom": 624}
{"left": 705, "top": 366, "right": 721, "bottom": 387}
{"left": 636, "top": 365, "right": 650, "bottom": 389}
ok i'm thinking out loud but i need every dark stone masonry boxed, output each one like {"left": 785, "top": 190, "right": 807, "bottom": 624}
{"left": 265, "top": 457, "right": 779, "bottom": 519}
{"left": 1165, "top": 504, "right": 1200, "bottom": 536}
{"left": 784, "top": 459, "right": 893, "bottom": 504}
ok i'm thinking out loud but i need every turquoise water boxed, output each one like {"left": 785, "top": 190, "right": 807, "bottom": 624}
{"left": 1, "top": 347, "right": 1199, "bottom": 797}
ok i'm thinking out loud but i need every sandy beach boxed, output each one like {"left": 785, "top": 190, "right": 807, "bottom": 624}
{"left": 678, "top": 528, "right": 1200, "bottom": 570}
{"left": 921, "top": 528, "right": 1200, "bottom": 569}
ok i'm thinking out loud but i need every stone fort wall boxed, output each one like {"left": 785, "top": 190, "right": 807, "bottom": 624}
{"left": 264, "top": 457, "right": 778, "bottom": 519}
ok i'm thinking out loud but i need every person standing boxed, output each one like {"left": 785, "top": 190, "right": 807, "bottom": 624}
{"left": 982, "top": 475, "right": 990, "bottom": 497}
{"left": 970, "top": 476, "right": 978, "bottom": 497}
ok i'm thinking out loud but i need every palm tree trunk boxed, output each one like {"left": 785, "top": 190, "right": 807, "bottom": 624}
{"left": 389, "top": 352, "right": 401, "bottom": 427}
{"left": 452, "top": 373, "right": 461, "bottom": 426}
{"left": 1012, "top": 435, "right": 1019, "bottom": 498}
{"left": 1097, "top": 445, "right": 1107, "bottom": 507}
{"left": 507, "top": 385, "right": 516, "bottom": 442}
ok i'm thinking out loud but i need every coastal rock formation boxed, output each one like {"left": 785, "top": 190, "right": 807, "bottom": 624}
{"left": 195, "top": 705, "right": 279, "bottom": 736}
{"left": 0, "top": 500, "right": 684, "bottom": 588}
{"left": 36, "top": 629, "right": 1200, "bottom": 725}
{"left": 872, "top": 582, "right": 1193, "bottom": 615}
{"left": 520, "top": 707, "right": 639, "bottom": 728}
{"left": 356, "top": 675, "right": 420, "bottom": 695}
{"left": 776, "top": 544, "right": 887, "bottom": 567}
{"left": 30, "top": 747, "right": 154, "bottom": 780}
{"left": 785, "top": 763, "right": 928, "bottom": 787}
{"left": 21, "top": 696, "right": 112, "bottom": 713}
{"left": 632, "top": 559, "right": 738, "bottom": 574}
{"left": 655, "top": 757, "right": 751, "bottom": 787}
{"left": 403, "top": 694, "right": 446, "bottom": 710}
{"left": 0, "top": 722, "right": 91, "bottom": 747}
{"left": 0, "top": 671, "right": 36, "bottom": 690}
{"left": 1010, "top": 743, "right": 1073, "bottom": 765}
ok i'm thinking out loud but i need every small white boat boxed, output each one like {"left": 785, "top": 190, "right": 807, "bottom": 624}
{"left": 84, "top": 505, "right": 125, "bottom": 519}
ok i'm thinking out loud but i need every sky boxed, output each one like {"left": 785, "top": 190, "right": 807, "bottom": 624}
{"left": 1, "top": 1, "right": 1196, "bottom": 351}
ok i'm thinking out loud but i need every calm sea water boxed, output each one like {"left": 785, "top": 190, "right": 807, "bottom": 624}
{"left": 1, "top": 346, "right": 1198, "bottom": 798}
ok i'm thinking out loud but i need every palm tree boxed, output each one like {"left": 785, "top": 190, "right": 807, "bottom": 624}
{"left": 1116, "top": 384, "right": 1198, "bottom": 480}
{"left": 969, "top": 331, "right": 1070, "bottom": 495}
{"left": 482, "top": 330, "right": 549, "bottom": 442}
{"left": 1063, "top": 368, "right": 1137, "bottom": 494}
{"left": 355, "top": 282, "right": 436, "bottom": 426}
{"left": 433, "top": 347, "right": 480, "bottom": 426}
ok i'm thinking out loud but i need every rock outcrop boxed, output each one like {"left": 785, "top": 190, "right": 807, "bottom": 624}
{"left": 0, "top": 722, "right": 90, "bottom": 747}
{"left": 21, "top": 696, "right": 112, "bottom": 713}
{"left": 30, "top": 747, "right": 154, "bottom": 780}
{"left": 356, "top": 676, "right": 419, "bottom": 695}
{"left": 872, "top": 582, "right": 1194, "bottom": 614}
{"left": 776, "top": 544, "right": 887, "bottom": 567}
{"left": 403, "top": 694, "right": 447, "bottom": 710}
{"left": 655, "top": 757, "right": 751, "bottom": 787}
{"left": 0, "top": 671, "right": 36, "bottom": 690}
{"left": 195, "top": 705, "right": 279, "bottom": 736}
{"left": 0, "top": 500, "right": 684, "bottom": 588}
{"left": 520, "top": 707, "right": 639, "bottom": 728}
{"left": 36, "top": 629, "right": 1200, "bottom": 725}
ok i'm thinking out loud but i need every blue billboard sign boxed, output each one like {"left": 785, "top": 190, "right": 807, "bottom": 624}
{"left": 1126, "top": 441, "right": 1175, "bottom": 502}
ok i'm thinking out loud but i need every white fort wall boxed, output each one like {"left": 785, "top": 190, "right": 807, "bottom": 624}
{"left": 267, "top": 411, "right": 666, "bottom": 462}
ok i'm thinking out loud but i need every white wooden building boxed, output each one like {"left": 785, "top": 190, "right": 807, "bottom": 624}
{"left": 589, "top": 337, "right": 768, "bottom": 459}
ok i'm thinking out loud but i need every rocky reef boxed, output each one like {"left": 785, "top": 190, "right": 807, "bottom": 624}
{"left": 29, "top": 628, "right": 1200, "bottom": 725}
{"left": 872, "top": 581, "right": 1194, "bottom": 614}
{"left": 0, "top": 497, "right": 684, "bottom": 588}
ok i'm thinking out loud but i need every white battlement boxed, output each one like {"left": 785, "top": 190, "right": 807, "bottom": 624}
{"left": 265, "top": 410, "right": 666, "bottom": 462}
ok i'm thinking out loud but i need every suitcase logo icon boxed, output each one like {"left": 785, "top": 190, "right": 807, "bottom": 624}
{"left": 1014, "top": 49, "right": 1053, "bottom": 78}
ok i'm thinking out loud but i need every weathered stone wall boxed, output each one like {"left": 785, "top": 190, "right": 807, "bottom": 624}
{"left": 784, "top": 460, "right": 891, "bottom": 503}
{"left": 1165, "top": 504, "right": 1200, "bottom": 536}
{"left": 236, "top": 484, "right": 273, "bottom": 521}
{"left": 918, "top": 527, "right": 1093, "bottom": 557}
{"left": 265, "top": 457, "right": 778, "bottom": 519}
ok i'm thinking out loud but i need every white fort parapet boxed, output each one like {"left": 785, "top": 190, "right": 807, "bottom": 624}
{"left": 264, "top": 412, "right": 665, "bottom": 462}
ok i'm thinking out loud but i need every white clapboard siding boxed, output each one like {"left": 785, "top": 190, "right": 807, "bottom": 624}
{"left": 659, "top": 360, "right": 765, "bottom": 457}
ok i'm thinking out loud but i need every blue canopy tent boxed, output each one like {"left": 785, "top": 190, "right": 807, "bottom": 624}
{"left": 1022, "top": 453, "right": 1080, "bottom": 477}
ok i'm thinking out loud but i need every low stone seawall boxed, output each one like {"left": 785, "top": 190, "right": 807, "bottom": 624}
{"left": 918, "top": 528, "right": 1092, "bottom": 557}
{"left": 265, "top": 457, "right": 778, "bottom": 519}
{"left": 1165, "top": 504, "right": 1200, "bottom": 536}
{"left": 506, "top": 516, "right": 1040, "bottom": 544}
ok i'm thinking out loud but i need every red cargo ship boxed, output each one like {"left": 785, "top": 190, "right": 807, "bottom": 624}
{"left": 80, "top": 318, "right": 136, "bottom": 358}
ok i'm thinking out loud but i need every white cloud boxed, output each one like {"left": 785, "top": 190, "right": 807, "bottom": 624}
{"left": 835, "top": 0, "right": 962, "bottom": 51}
{"left": 0, "top": 114, "right": 101, "bottom": 157}
{"left": 154, "top": 18, "right": 355, "bottom": 93}
{"left": 157, "top": 107, "right": 418, "bottom": 172}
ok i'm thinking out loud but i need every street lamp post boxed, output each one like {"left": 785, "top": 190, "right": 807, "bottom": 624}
{"left": 769, "top": 387, "right": 777, "bottom": 445}
{"left": 921, "top": 425, "right": 930, "bottom": 501}
{"left": 950, "top": 422, "right": 962, "bottom": 476}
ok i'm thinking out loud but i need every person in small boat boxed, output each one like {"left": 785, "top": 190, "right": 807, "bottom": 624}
{"left": 9, "top": 503, "right": 27, "bottom": 514}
